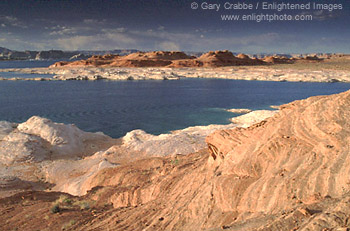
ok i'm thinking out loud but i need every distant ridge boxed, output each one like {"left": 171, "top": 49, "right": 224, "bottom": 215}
{"left": 0, "top": 46, "right": 347, "bottom": 61}
{"left": 50, "top": 50, "right": 325, "bottom": 68}
{"left": 0, "top": 47, "right": 141, "bottom": 61}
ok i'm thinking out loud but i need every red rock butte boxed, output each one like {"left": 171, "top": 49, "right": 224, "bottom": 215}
{"left": 50, "top": 50, "right": 323, "bottom": 68}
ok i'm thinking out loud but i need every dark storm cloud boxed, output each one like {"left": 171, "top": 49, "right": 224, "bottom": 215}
{"left": 0, "top": 0, "right": 349, "bottom": 53}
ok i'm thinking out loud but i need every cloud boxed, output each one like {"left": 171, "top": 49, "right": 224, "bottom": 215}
{"left": 54, "top": 32, "right": 138, "bottom": 50}
{"left": 0, "top": 15, "right": 27, "bottom": 28}
{"left": 48, "top": 24, "right": 100, "bottom": 37}
{"left": 55, "top": 35, "right": 96, "bottom": 50}
{"left": 0, "top": 32, "right": 50, "bottom": 50}
{"left": 299, "top": 10, "right": 340, "bottom": 21}
{"left": 1, "top": 13, "right": 347, "bottom": 54}
{"left": 158, "top": 42, "right": 180, "bottom": 51}
{"left": 48, "top": 28, "right": 190, "bottom": 50}
{"left": 49, "top": 26, "right": 79, "bottom": 36}
{"left": 0, "top": 25, "right": 285, "bottom": 52}
{"left": 83, "top": 19, "right": 107, "bottom": 25}
{"left": 102, "top": 28, "right": 126, "bottom": 33}
{"left": 0, "top": 14, "right": 289, "bottom": 52}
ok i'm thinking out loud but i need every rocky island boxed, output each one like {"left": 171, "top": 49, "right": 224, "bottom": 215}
{"left": 1, "top": 50, "right": 349, "bottom": 83}
{"left": 1, "top": 90, "right": 350, "bottom": 230}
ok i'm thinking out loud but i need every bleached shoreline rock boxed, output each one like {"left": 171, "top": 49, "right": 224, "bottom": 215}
{"left": 1, "top": 66, "right": 350, "bottom": 82}
{"left": 0, "top": 110, "right": 277, "bottom": 196}
{"left": 0, "top": 121, "right": 16, "bottom": 139}
{"left": 120, "top": 110, "right": 277, "bottom": 157}
{"left": 230, "top": 110, "right": 277, "bottom": 127}
{"left": 226, "top": 108, "right": 252, "bottom": 114}
{"left": 0, "top": 116, "right": 115, "bottom": 165}
{"left": 17, "top": 116, "right": 113, "bottom": 158}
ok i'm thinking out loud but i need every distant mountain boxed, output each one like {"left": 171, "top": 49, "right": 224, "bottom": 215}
{"left": 0, "top": 47, "right": 141, "bottom": 61}
{"left": 0, "top": 47, "right": 13, "bottom": 59}
{"left": 0, "top": 47, "right": 12, "bottom": 54}
{"left": 0, "top": 46, "right": 341, "bottom": 61}
{"left": 35, "top": 50, "right": 79, "bottom": 60}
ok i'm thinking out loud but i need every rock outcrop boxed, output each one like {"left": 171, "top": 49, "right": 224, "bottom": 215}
{"left": 226, "top": 108, "right": 252, "bottom": 114}
{"left": 35, "top": 50, "right": 78, "bottom": 60}
{"left": 0, "top": 131, "right": 49, "bottom": 164}
{"left": 205, "top": 90, "right": 350, "bottom": 227}
{"left": 230, "top": 109, "right": 277, "bottom": 126}
{"left": 1, "top": 91, "right": 350, "bottom": 230}
{"left": 77, "top": 90, "right": 350, "bottom": 230}
{"left": 17, "top": 116, "right": 113, "bottom": 158}
{"left": 0, "top": 112, "right": 274, "bottom": 197}
{"left": 263, "top": 55, "right": 294, "bottom": 64}
{"left": 51, "top": 51, "right": 194, "bottom": 68}
{"left": 0, "top": 116, "right": 115, "bottom": 165}
{"left": 51, "top": 50, "right": 322, "bottom": 68}
{"left": 0, "top": 121, "right": 16, "bottom": 139}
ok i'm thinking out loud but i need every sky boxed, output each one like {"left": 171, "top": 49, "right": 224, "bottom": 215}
{"left": 0, "top": 0, "right": 349, "bottom": 53}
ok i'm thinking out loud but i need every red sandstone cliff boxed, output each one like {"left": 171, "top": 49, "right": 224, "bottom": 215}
{"left": 50, "top": 50, "right": 317, "bottom": 68}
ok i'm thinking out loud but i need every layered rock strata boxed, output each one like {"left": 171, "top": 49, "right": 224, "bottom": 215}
{"left": 1, "top": 91, "right": 350, "bottom": 230}
{"left": 50, "top": 50, "right": 320, "bottom": 68}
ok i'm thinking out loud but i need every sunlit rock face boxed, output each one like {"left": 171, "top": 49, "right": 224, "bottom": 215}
{"left": 71, "top": 90, "right": 350, "bottom": 230}
{"left": 2, "top": 90, "right": 350, "bottom": 230}
{"left": 206, "top": 90, "right": 350, "bottom": 221}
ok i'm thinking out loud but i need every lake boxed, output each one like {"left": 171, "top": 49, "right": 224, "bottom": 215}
{"left": 0, "top": 60, "right": 58, "bottom": 79}
{"left": 0, "top": 76, "right": 349, "bottom": 138}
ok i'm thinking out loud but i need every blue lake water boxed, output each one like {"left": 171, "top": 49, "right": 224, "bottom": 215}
{"left": 0, "top": 72, "right": 55, "bottom": 79}
{"left": 0, "top": 78, "right": 349, "bottom": 138}
{"left": 0, "top": 60, "right": 61, "bottom": 69}
{"left": 0, "top": 60, "right": 57, "bottom": 79}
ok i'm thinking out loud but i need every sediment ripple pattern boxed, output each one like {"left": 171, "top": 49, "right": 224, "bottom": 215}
{"left": 76, "top": 90, "right": 350, "bottom": 230}
{"left": 206, "top": 90, "right": 350, "bottom": 222}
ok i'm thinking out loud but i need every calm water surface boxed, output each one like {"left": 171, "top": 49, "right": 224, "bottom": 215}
{"left": 0, "top": 78, "right": 349, "bottom": 138}
{"left": 0, "top": 60, "right": 58, "bottom": 79}
{"left": 0, "top": 60, "right": 61, "bottom": 69}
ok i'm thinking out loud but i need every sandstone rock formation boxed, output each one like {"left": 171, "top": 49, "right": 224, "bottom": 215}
{"left": 0, "top": 121, "right": 16, "bottom": 139}
{"left": 230, "top": 109, "right": 277, "bottom": 126}
{"left": 0, "top": 131, "right": 49, "bottom": 164}
{"left": 0, "top": 112, "right": 274, "bottom": 198}
{"left": 78, "top": 90, "right": 350, "bottom": 230}
{"left": 120, "top": 124, "right": 238, "bottom": 157}
{"left": 263, "top": 55, "right": 294, "bottom": 64}
{"left": 16, "top": 116, "right": 113, "bottom": 158}
{"left": 50, "top": 50, "right": 317, "bottom": 68}
{"left": 226, "top": 108, "right": 252, "bottom": 114}
{"left": 186, "top": 50, "right": 265, "bottom": 67}
{"left": 0, "top": 116, "right": 115, "bottom": 167}
{"left": 0, "top": 116, "right": 118, "bottom": 198}
{"left": 7, "top": 62, "right": 349, "bottom": 82}
{"left": 1, "top": 91, "right": 350, "bottom": 230}
{"left": 51, "top": 51, "right": 194, "bottom": 68}
{"left": 205, "top": 90, "right": 350, "bottom": 228}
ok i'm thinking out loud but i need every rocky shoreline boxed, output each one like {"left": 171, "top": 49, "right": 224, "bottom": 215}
{"left": 1, "top": 65, "right": 350, "bottom": 82}
{"left": 1, "top": 50, "right": 349, "bottom": 82}
{"left": 2, "top": 91, "right": 350, "bottom": 230}
{"left": 0, "top": 109, "right": 272, "bottom": 197}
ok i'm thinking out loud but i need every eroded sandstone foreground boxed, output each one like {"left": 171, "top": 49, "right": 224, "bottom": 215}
{"left": 1, "top": 91, "right": 350, "bottom": 230}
